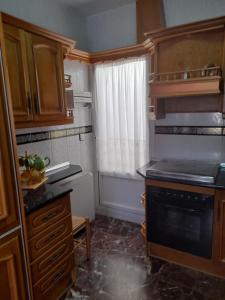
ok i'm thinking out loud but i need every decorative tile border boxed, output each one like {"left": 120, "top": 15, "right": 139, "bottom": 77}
{"left": 155, "top": 126, "right": 224, "bottom": 136}
{"left": 16, "top": 126, "right": 92, "bottom": 145}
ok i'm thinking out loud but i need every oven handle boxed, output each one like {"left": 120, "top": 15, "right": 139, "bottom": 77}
{"left": 151, "top": 198, "right": 203, "bottom": 214}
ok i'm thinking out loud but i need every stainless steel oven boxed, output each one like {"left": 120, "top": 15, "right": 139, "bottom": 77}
{"left": 146, "top": 185, "right": 214, "bottom": 258}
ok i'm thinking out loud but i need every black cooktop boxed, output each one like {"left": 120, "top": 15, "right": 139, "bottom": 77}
{"left": 146, "top": 159, "right": 220, "bottom": 184}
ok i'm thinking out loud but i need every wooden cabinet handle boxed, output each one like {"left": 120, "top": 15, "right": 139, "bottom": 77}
{"left": 41, "top": 210, "right": 60, "bottom": 222}
{"left": 27, "top": 93, "right": 32, "bottom": 113}
{"left": 45, "top": 231, "right": 60, "bottom": 243}
{"left": 48, "top": 248, "right": 65, "bottom": 264}
{"left": 41, "top": 228, "right": 63, "bottom": 246}
{"left": 51, "top": 269, "right": 65, "bottom": 284}
{"left": 218, "top": 202, "right": 221, "bottom": 222}
{"left": 34, "top": 94, "right": 40, "bottom": 114}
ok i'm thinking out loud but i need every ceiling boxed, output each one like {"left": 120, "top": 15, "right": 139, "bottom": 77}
{"left": 55, "top": 0, "right": 135, "bottom": 16}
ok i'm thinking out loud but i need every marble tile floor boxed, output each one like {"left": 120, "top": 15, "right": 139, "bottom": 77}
{"left": 65, "top": 215, "right": 225, "bottom": 300}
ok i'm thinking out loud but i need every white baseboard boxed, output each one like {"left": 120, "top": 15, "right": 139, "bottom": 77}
{"left": 96, "top": 203, "right": 144, "bottom": 224}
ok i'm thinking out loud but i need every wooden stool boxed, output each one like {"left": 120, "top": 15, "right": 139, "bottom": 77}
{"left": 72, "top": 216, "right": 91, "bottom": 261}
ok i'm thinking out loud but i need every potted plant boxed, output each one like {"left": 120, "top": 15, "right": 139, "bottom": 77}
{"left": 19, "top": 151, "right": 50, "bottom": 186}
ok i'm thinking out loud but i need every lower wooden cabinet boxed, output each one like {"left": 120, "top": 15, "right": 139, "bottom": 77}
{"left": 219, "top": 199, "right": 225, "bottom": 262}
{"left": 26, "top": 196, "right": 71, "bottom": 238}
{"left": 214, "top": 190, "right": 225, "bottom": 264}
{"left": 32, "top": 255, "right": 74, "bottom": 300}
{"left": 28, "top": 215, "right": 73, "bottom": 261}
{"left": 0, "top": 231, "right": 28, "bottom": 300}
{"left": 30, "top": 235, "right": 73, "bottom": 283}
{"left": 26, "top": 194, "right": 75, "bottom": 300}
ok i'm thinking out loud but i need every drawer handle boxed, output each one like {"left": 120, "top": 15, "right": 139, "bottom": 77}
{"left": 51, "top": 269, "right": 65, "bottom": 284}
{"left": 34, "top": 93, "right": 40, "bottom": 114}
{"left": 48, "top": 248, "right": 65, "bottom": 264}
{"left": 27, "top": 93, "right": 32, "bottom": 113}
{"left": 36, "top": 223, "right": 67, "bottom": 250}
{"left": 45, "top": 230, "right": 61, "bottom": 243}
{"left": 41, "top": 210, "right": 60, "bottom": 222}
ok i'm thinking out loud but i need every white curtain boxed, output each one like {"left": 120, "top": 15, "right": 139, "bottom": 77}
{"left": 94, "top": 56, "right": 149, "bottom": 178}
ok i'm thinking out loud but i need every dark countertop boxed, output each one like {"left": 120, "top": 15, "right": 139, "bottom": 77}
{"left": 23, "top": 164, "right": 82, "bottom": 215}
{"left": 23, "top": 184, "right": 73, "bottom": 215}
{"left": 137, "top": 161, "right": 225, "bottom": 190}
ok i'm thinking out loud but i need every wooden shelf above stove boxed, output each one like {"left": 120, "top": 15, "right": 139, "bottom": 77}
{"left": 150, "top": 76, "right": 222, "bottom": 98}
{"left": 150, "top": 67, "right": 222, "bottom": 98}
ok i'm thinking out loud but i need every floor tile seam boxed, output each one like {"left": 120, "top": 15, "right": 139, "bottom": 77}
{"left": 91, "top": 230, "right": 140, "bottom": 239}
{"left": 166, "top": 278, "right": 201, "bottom": 295}
{"left": 91, "top": 228, "right": 140, "bottom": 234}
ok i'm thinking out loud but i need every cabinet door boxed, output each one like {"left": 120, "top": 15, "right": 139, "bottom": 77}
{"left": 215, "top": 191, "right": 225, "bottom": 262}
{"left": 0, "top": 50, "right": 19, "bottom": 234}
{"left": 0, "top": 231, "right": 27, "bottom": 300}
{"left": 28, "top": 34, "right": 66, "bottom": 121}
{"left": 3, "top": 24, "right": 32, "bottom": 123}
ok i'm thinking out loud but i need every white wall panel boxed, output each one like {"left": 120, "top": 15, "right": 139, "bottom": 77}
{"left": 64, "top": 60, "right": 90, "bottom": 92}
{"left": 86, "top": 3, "right": 136, "bottom": 52}
{"left": 163, "top": 0, "right": 225, "bottom": 27}
{"left": 156, "top": 112, "right": 223, "bottom": 127}
{"left": 97, "top": 175, "right": 145, "bottom": 224}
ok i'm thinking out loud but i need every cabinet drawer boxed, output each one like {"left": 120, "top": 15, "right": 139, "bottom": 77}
{"left": 29, "top": 215, "right": 72, "bottom": 261}
{"left": 0, "top": 231, "right": 28, "bottom": 300}
{"left": 33, "top": 254, "right": 74, "bottom": 300}
{"left": 31, "top": 234, "right": 73, "bottom": 283}
{"left": 26, "top": 195, "right": 71, "bottom": 238}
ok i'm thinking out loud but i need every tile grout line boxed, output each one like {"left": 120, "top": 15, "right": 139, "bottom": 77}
{"left": 16, "top": 125, "right": 93, "bottom": 145}
{"left": 155, "top": 126, "right": 225, "bottom": 136}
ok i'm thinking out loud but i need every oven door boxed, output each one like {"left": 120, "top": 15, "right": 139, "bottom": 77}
{"left": 147, "top": 186, "right": 214, "bottom": 258}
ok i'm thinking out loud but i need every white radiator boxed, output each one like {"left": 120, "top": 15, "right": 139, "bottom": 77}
{"left": 57, "top": 172, "right": 95, "bottom": 221}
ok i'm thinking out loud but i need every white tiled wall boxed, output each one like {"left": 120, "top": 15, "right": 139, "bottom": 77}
{"left": 155, "top": 112, "right": 223, "bottom": 127}
{"left": 16, "top": 130, "right": 95, "bottom": 172}
{"left": 153, "top": 112, "right": 225, "bottom": 162}
{"left": 80, "top": 133, "right": 95, "bottom": 171}
{"left": 70, "top": 103, "right": 92, "bottom": 128}
{"left": 18, "top": 140, "right": 53, "bottom": 166}
{"left": 64, "top": 59, "right": 92, "bottom": 128}
{"left": 154, "top": 134, "right": 223, "bottom": 161}
{"left": 64, "top": 59, "right": 90, "bottom": 92}
{"left": 67, "top": 134, "right": 81, "bottom": 165}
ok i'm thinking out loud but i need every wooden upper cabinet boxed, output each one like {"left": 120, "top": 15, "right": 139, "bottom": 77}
{"left": 2, "top": 14, "right": 74, "bottom": 128}
{"left": 0, "top": 62, "right": 19, "bottom": 234}
{"left": 0, "top": 231, "right": 27, "bottom": 300}
{"left": 27, "top": 34, "right": 66, "bottom": 122}
{"left": 145, "top": 17, "right": 225, "bottom": 119}
{"left": 3, "top": 24, "right": 32, "bottom": 123}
